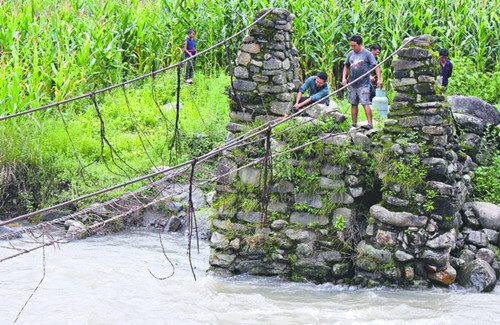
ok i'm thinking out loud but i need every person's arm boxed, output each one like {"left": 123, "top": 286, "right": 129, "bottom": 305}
{"left": 294, "top": 78, "right": 311, "bottom": 109}
{"left": 342, "top": 65, "right": 349, "bottom": 86}
{"left": 375, "top": 66, "right": 383, "bottom": 88}
{"left": 295, "top": 97, "right": 312, "bottom": 109}
{"left": 294, "top": 91, "right": 303, "bottom": 109}
{"left": 183, "top": 39, "right": 191, "bottom": 56}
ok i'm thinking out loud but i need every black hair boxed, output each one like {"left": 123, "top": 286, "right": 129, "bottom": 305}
{"left": 317, "top": 71, "right": 328, "bottom": 81}
{"left": 187, "top": 29, "right": 195, "bottom": 35}
{"left": 350, "top": 35, "right": 363, "bottom": 45}
{"left": 370, "top": 44, "right": 381, "bottom": 51}
{"left": 439, "top": 48, "right": 449, "bottom": 57}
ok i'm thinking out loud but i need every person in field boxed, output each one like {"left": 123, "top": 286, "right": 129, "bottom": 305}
{"left": 437, "top": 48, "right": 453, "bottom": 92}
{"left": 369, "top": 44, "right": 381, "bottom": 102}
{"left": 342, "top": 35, "right": 382, "bottom": 129}
{"left": 293, "top": 71, "right": 330, "bottom": 110}
{"left": 183, "top": 29, "right": 197, "bottom": 84}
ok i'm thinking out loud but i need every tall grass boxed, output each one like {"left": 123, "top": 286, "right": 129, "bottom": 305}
{"left": 0, "top": 71, "right": 230, "bottom": 213}
{"left": 0, "top": 0, "right": 498, "bottom": 116}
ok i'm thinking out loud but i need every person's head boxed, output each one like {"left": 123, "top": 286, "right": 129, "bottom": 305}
{"left": 315, "top": 71, "right": 328, "bottom": 87}
{"left": 439, "top": 49, "right": 449, "bottom": 64}
{"left": 370, "top": 45, "right": 381, "bottom": 57}
{"left": 350, "top": 35, "right": 363, "bottom": 53}
{"left": 187, "top": 29, "right": 196, "bottom": 38}
{"left": 439, "top": 48, "right": 448, "bottom": 59}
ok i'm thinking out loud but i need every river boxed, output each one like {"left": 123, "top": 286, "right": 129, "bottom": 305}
{"left": 1, "top": 230, "right": 499, "bottom": 324}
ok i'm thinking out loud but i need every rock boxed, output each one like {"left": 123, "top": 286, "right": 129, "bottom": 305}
{"left": 271, "top": 181, "right": 294, "bottom": 193}
{"left": 320, "top": 164, "right": 344, "bottom": 176}
{"left": 351, "top": 133, "right": 372, "bottom": 149}
{"left": 165, "top": 216, "right": 182, "bottom": 232}
{"left": 448, "top": 95, "right": 500, "bottom": 125}
{"left": 332, "top": 263, "right": 351, "bottom": 277}
{"left": 467, "top": 202, "right": 500, "bottom": 231}
{"left": 392, "top": 60, "right": 425, "bottom": 71}
{"left": 240, "top": 43, "right": 261, "bottom": 54}
{"left": 212, "top": 220, "right": 247, "bottom": 234}
{"left": 428, "top": 264, "right": 457, "bottom": 286}
{"left": 397, "top": 47, "right": 433, "bottom": 60}
{"left": 453, "top": 113, "right": 485, "bottom": 134}
{"left": 349, "top": 187, "right": 364, "bottom": 198}
{"left": 329, "top": 193, "right": 354, "bottom": 204}
{"left": 267, "top": 201, "right": 288, "bottom": 214}
{"left": 209, "top": 251, "right": 236, "bottom": 268}
{"left": 233, "top": 66, "right": 249, "bottom": 79}
{"left": 482, "top": 229, "right": 499, "bottom": 245}
{"left": 270, "top": 219, "right": 288, "bottom": 231}
{"left": 355, "top": 241, "right": 392, "bottom": 271}
{"left": 370, "top": 204, "right": 427, "bottom": 227}
{"left": 319, "top": 250, "right": 343, "bottom": 263}
{"left": 233, "top": 80, "right": 257, "bottom": 91}
{"left": 319, "top": 177, "right": 345, "bottom": 190}
{"left": 285, "top": 229, "right": 314, "bottom": 241}
{"left": 375, "top": 229, "right": 397, "bottom": 245}
{"left": 426, "top": 229, "right": 456, "bottom": 249}
{"left": 297, "top": 243, "right": 314, "bottom": 257}
{"left": 238, "top": 167, "right": 261, "bottom": 187}
{"left": 395, "top": 250, "right": 414, "bottom": 262}
{"left": 458, "top": 249, "right": 476, "bottom": 263}
{"left": 236, "top": 52, "right": 252, "bottom": 66}
{"left": 293, "top": 257, "right": 330, "bottom": 281}
{"left": 466, "top": 230, "right": 489, "bottom": 247}
{"left": 40, "top": 209, "right": 72, "bottom": 222}
{"left": 294, "top": 193, "right": 322, "bottom": 209}
{"left": 210, "top": 232, "right": 230, "bottom": 249}
{"left": 236, "top": 211, "right": 261, "bottom": 224}
{"left": 0, "top": 226, "right": 22, "bottom": 239}
{"left": 421, "top": 249, "right": 449, "bottom": 268}
{"left": 458, "top": 259, "right": 497, "bottom": 292}
{"left": 476, "top": 248, "right": 496, "bottom": 265}
{"left": 64, "top": 220, "right": 87, "bottom": 238}
{"left": 290, "top": 212, "right": 329, "bottom": 226}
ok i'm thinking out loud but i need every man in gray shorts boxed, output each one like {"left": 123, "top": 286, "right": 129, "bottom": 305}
{"left": 342, "top": 35, "right": 382, "bottom": 129}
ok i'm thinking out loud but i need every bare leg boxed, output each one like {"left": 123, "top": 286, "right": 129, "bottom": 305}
{"left": 351, "top": 105, "right": 359, "bottom": 126}
{"left": 363, "top": 104, "right": 373, "bottom": 126}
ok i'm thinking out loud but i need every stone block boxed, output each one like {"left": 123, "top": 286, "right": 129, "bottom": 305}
{"left": 290, "top": 212, "right": 329, "bottom": 225}
{"left": 370, "top": 204, "right": 427, "bottom": 227}
{"left": 237, "top": 51, "right": 252, "bottom": 66}
{"left": 241, "top": 43, "right": 261, "bottom": 54}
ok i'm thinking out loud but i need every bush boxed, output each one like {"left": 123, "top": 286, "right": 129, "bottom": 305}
{"left": 447, "top": 57, "right": 500, "bottom": 104}
{"left": 472, "top": 151, "right": 500, "bottom": 204}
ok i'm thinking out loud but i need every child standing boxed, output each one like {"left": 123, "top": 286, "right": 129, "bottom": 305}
{"left": 437, "top": 48, "right": 453, "bottom": 92}
{"left": 183, "top": 29, "right": 196, "bottom": 84}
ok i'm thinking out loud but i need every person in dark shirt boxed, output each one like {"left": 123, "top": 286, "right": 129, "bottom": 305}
{"left": 438, "top": 48, "right": 453, "bottom": 91}
{"left": 293, "top": 71, "right": 330, "bottom": 110}
{"left": 369, "top": 44, "right": 381, "bottom": 101}
{"left": 183, "top": 29, "right": 197, "bottom": 84}
{"left": 342, "top": 35, "right": 382, "bottom": 129}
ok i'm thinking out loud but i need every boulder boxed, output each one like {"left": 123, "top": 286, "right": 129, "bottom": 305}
{"left": 458, "top": 259, "right": 497, "bottom": 292}
{"left": 428, "top": 264, "right": 457, "bottom": 285}
{"left": 448, "top": 95, "right": 500, "bottom": 125}
{"left": 0, "top": 226, "right": 22, "bottom": 240}
{"left": 370, "top": 204, "right": 427, "bottom": 227}
{"left": 466, "top": 202, "right": 500, "bottom": 231}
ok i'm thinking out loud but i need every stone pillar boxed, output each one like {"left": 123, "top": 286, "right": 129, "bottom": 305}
{"left": 354, "top": 35, "right": 468, "bottom": 287}
{"left": 230, "top": 8, "right": 300, "bottom": 124}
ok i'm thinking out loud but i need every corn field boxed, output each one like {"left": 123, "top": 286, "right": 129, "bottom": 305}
{"left": 0, "top": 0, "right": 499, "bottom": 115}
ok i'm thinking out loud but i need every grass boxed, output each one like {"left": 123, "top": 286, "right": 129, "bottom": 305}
{"left": 0, "top": 71, "right": 230, "bottom": 213}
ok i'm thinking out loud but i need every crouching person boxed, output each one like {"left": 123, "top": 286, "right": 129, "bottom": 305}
{"left": 293, "top": 71, "right": 330, "bottom": 110}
